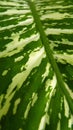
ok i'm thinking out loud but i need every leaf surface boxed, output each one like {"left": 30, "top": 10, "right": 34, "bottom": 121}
{"left": 0, "top": 0, "right": 73, "bottom": 130}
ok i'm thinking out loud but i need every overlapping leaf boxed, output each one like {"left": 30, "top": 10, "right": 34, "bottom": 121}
{"left": 0, "top": 0, "right": 73, "bottom": 130}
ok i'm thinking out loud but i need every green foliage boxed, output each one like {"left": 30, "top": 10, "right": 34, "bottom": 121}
{"left": 0, "top": 0, "right": 73, "bottom": 130}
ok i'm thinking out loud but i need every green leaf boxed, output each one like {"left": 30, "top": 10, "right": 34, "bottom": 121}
{"left": 0, "top": 0, "right": 73, "bottom": 130}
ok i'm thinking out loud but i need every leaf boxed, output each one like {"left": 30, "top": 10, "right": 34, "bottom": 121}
{"left": 0, "top": 0, "right": 73, "bottom": 130}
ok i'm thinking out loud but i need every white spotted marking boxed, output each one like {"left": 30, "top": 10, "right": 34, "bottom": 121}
{"left": 2, "top": 70, "right": 8, "bottom": 76}
{"left": 13, "top": 98, "right": 21, "bottom": 115}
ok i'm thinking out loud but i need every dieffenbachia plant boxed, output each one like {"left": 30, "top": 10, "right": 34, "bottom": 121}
{"left": 0, "top": 0, "right": 73, "bottom": 130}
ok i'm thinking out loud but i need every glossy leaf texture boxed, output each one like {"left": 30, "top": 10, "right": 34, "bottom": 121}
{"left": 0, "top": 0, "right": 73, "bottom": 130}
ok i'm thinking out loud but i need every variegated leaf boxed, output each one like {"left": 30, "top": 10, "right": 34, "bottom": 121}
{"left": 0, "top": 0, "right": 73, "bottom": 130}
